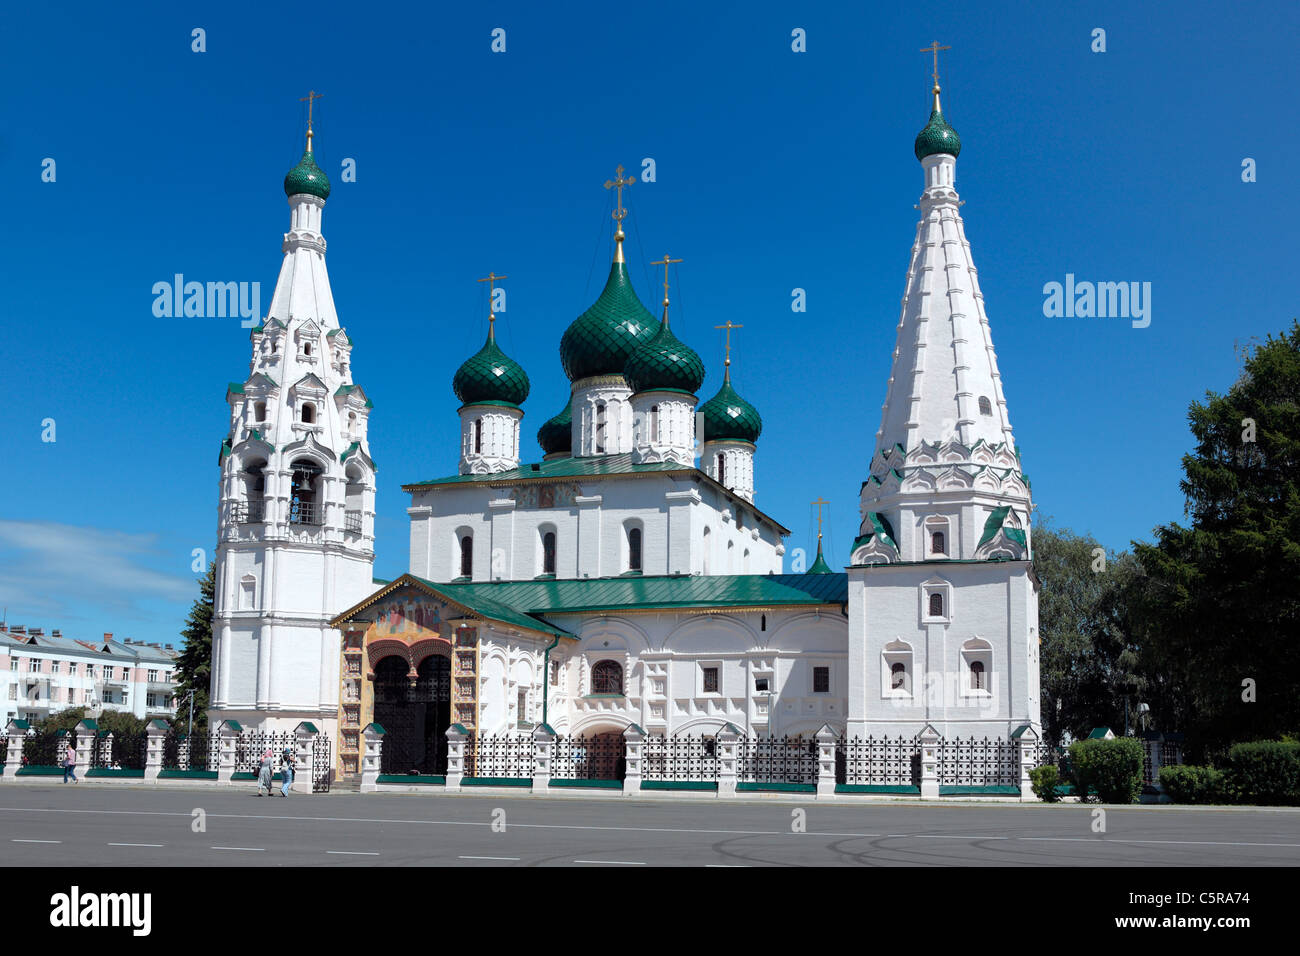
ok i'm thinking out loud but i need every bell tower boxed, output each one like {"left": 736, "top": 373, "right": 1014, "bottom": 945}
{"left": 209, "top": 102, "right": 377, "bottom": 740}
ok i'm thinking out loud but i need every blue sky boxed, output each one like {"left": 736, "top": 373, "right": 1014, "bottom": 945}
{"left": 2, "top": 0, "right": 1296, "bottom": 647}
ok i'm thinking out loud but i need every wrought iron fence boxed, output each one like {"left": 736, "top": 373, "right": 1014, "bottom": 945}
{"left": 938, "top": 736, "right": 1020, "bottom": 787}
{"left": 162, "top": 731, "right": 219, "bottom": 771}
{"left": 553, "top": 733, "right": 626, "bottom": 780}
{"left": 640, "top": 734, "right": 717, "bottom": 782}
{"left": 466, "top": 734, "right": 533, "bottom": 779}
{"left": 312, "top": 732, "right": 331, "bottom": 792}
{"left": 835, "top": 735, "right": 921, "bottom": 787}
{"left": 21, "top": 730, "right": 70, "bottom": 767}
{"left": 90, "top": 733, "right": 147, "bottom": 771}
{"left": 738, "top": 735, "right": 817, "bottom": 784}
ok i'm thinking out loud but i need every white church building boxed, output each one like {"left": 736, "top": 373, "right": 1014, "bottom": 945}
{"left": 208, "top": 77, "right": 1042, "bottom": 792}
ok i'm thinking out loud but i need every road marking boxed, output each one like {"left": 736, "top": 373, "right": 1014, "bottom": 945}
{"left": 327, "top": 850, "right": 379, "bottom": 856}
{"left": 459, "top": 855, "right": 520, "bottom": 861}
{"left": 12, "top": 839, "right": 60, "bottom": 844}
{"left": 912, "top": 834, "right": 1009, "bottom": 840}
{"left": 211, "top": 846, "right": 265, "bottom": 852}
{"left": 705, "top": 864, "right": 751, "bottom": 867}
{"left": 574, "top": 859, "right": 645, "bottom": 865}
{"left": 109, "top": 843, "right": 163, "bottom": 848}
{"left": 1019, "top": 837, "right": 1300, "bottom": 848}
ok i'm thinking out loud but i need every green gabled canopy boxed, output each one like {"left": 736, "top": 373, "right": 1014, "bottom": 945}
{"left": 284, "top": 149, "right": 331, "bottom": 199}
{"left": 914, "top": 87, "right": 961, "bottom": 161}
{"left": 978, "top": 505, "right": 1013, "bottom": 548}
{"left": 560, "top": 260, "right": 659, "bottom": 382}
{"left": 624, "top": 313, "right": 705, "bottom": 395}
{"left": 453, "top": 327, "right": 530, "bottom": 408}
{"left": 537, "top": 403, "right": 572, "bottom": 456}
{"left": 700, "top": 379, "right": 762, "bottom": 443}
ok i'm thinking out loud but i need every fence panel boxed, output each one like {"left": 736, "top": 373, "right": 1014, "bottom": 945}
{"left": 467, "top": 734, "right": 534, "bottom": 779}
{"left": 90, "top": 733, "right": 147, "bottom": 771}
{"left": 738, "top": 735, "right": 816, "bottom": 784}
{"left": 640, "top": 734, "right": 717, "bottom": 782}
{"left": 836, "top": 735, "right": 920, "bottom": 786}
{"left": 21, "top": 730, "right": 69, "bottom": 768}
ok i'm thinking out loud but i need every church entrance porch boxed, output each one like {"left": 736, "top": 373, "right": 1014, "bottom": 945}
{"left": 373, "top": 655, "right": 451, "bottom": 775}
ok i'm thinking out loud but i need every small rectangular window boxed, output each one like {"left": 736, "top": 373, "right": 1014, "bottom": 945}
{"left": 754, "top": 677, "right": 769, "bottom": 693}
{"left": 703, "top": 667, "right": 719, "bottom": 693}
{"left": 50, "top": 661, "right": 60, "bottom": 674}
{"left": 813, "top": 666, "right": 830, "bottom": 694}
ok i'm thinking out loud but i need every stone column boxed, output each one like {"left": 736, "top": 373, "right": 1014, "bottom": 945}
{"left": 717, "top": 723, "right": 740, "bottom": 797}
{"left": 216, "top": 720, "right": 241, "bottom": 784}
{"left": 445, "top": 723, "right": 468, "bottom": 792}
{"left": 531, "top": 723, "right": 555, "bottom": 791}
{"left": 3, "top": 720, "right": 30, "bottom": 782}
{"left": 70, "top": 728, "right": 91, "bottom": 780}
{"left": 293, "top": 722, "right": 318, "bottom": 795}
{"left": 144, "top": 719, "right": 168, "bottom": 782}
{"left": 1013, "top": 725, "right": 1040, "bottom": 801}
{"left": 919, "top": 724, "right": 941, "bottom": 799}
{"left": 360, "top": 723, "right": 384, "bottom": 792}
{"left": 622, "top": 723, "right": 644, "bottom": 795}
{"left": 815, "top": 723, "right": 838, "bottom": 797}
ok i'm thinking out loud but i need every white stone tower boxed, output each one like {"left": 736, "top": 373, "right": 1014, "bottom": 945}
{"left": 846, "top": 77, "right": 1040, "bottom": 740}
{"left": 209, "top": 111, "right": 376, "bottom": 740}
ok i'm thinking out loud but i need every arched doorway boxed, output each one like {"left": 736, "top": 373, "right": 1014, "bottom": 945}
{"left": 373, "top": 654, "right": 451, "bottom": 775}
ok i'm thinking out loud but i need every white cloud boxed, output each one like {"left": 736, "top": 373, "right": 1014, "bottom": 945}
{"left": 0, "top": 520, "right": 195, "bottom": 626}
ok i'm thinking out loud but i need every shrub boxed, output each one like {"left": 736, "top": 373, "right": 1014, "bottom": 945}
{"left": 1222, "top": 741, "right": 1300, "bottom": 806}
{"left": 1068, "top": 737, "right": 1144, "bottom": 803}
{"left": 1158, "top": 765, "right": 1225, "bottom": 804}
{"left": 1029, "top": 764, "right": 1062, "bottom": 802}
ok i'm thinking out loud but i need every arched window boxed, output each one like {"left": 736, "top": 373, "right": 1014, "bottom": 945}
{"left": 970, "top": 660, "right": 986, "bottom": 691}
{"left": 928, "top": 592, "right": 944, "bottom": 617}
{"left": 717, "top": 453, "right": 726, "bottom": 485}
{"left": 650, "top": 404, "right": 660, "bottom": 443}
{"left": 301, "top": 402, "right": 315, "bottom": 424}
{"left": 978, "top": 396, "right": 992, "bottom": 416}
{"left": 891, "top": 661, "right": 907, "bottom": 690}
{"left": 931, "top": 531, "right": 946, "bottom": 555}
{"left": 304, "top": 341, "right": 313, "bottom": 356}
{"left": 591, "top": 659, "right": 623, "bottom": 695}
{"left": 254, "top": 401, "right": 266, "bottom": 422}
{"left": 459, "top": 535, "right": 473, "bottom": 578}
{"left": 595, "top": 402, "right": 607, "bottom": 454}
{"left": 474, "top": 418, "right": 483, "bottom": 454}
{"left": 627, "top": 526, "right": 642, "bottom": 572}
{"left": 349, "top": 411, "right": 357, "bottom": 436}
{"left": 702, "top": 526, "right": 711, "bottom": 574}
{"left": 344, "top": 465, "right": 364, "bottom": 534}
{"left": 240, "top": 459, "right": 266, "bottom": 523}
{"left": 288, "top": 459, "right": 323, "bottom": 525}
{"left": 542, "top": 531, "right": 556, "bottom": 575}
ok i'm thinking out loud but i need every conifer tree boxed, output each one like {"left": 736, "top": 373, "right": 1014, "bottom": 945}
{"left": 173, "top": 562, "right": 215, "bottom": 734}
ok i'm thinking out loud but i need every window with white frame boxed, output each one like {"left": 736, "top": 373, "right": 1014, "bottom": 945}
{"left": 148, "top": 669, "right": 158, "bottom": 682}
{"left": 50, "top": 660, "right": 60, "bottom": 673}
{"left": 921, "top": 579, "right": 952, "bottom": 623}
{"left": 700, "top": 664, "right": 720, "bottom": 695}
{"left": 28, "top": 659, "right": 39, "bottom": 673}
{"left": 961, "top": 638, "right": 993, "bottom": 697}
{"left": 882, "top": 640, "right": 913, "bottom": 697}
{"left": 812, "top": 665, "right": 830, "bottom": 694}
{"left": 924, "top": 515, "right": 951, "bottom": 559}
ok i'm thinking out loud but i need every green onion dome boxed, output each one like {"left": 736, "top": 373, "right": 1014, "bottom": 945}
{"left": 537, "top": 403, "right": 572, "bottom": 456}
{"left": 913, "top": 87, "right": 961, "bottom": 161}
{"left": 452, "top": 327, "right": 530, "bottom": 407}
{"left": 284, "top": 148, "right": 331, "bottom": 200}
{"left": 699, "top": 377, "right": 762, "bottom": 443}
{"left": 624, "top": 315, "right": 706, "bottom": 395}
{"left": 560, "top": 258, "right": 660, "bottom": 382}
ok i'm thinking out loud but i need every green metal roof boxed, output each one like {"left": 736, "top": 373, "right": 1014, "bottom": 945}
{"left": 914, "top": 90, "right": 961, "bottom": 161}
{"left": 624, "top": 314, "right": 706, "bottom": 395}
{"left": 284, "top": 148, "right": 331, "bottom": 199}
{"left": 335, "top": 384, "right": 374, "bottom": 409}
{"left": 978, "top": 505, "right": 1013, "bottom": 548}
{"left": 808, "top": 543, "right": 834, "bottom": 574}
{"left": 560, "top": 259, "right": 659, "bottom": 382}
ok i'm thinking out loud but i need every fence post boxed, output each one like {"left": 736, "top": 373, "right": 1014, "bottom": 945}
{"left": 294, "top": 722, "right": 318, "bottom": 795}
{"left": 360, "top": 723, "right": 384, "bottom": 792}
{"left": 3, "top": 719, "right": 30, "bottom": 782}
{"left": 919, "top": 724, "right": 941, "bottom": 799}
{"left": 73, "top": 720, "right": 97, "bottom": 778}
{"left": 445, "top": 723, "right": 468, "bottom": 792}
{"left": 815, "top": 723, "right": 837, "bottom": 797}
{"left": 531, "top": 723, "right": 555, "bottom": 791}
{"left": 1012, "top": 724, "right": 1040, "bottom": 801}
{"left": 622, "top": 723, "right": 644, "bottom": 795}
{"left": 216, "top": 720, "right": 241, "bottom": 784}
{"left": 1146, "top": 734, "right": 1164, "bottom": 792}
{"left": 716, "top": 723, "right": 740, "bottom": 797}
{"left": 144, "top": 719, "right": 168, "bottom": 782}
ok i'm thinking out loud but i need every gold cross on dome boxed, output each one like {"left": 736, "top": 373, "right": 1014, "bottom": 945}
{"left": 476, "top": 272, "right": 508, "bottom": 329}
{"left": 812, "top": 497, "right": 829, "bottom": 541}
{"left": 604, "top": 164, "right": 635, "bottom": 230}
{"left": 650, "top": 254, "right": 683, "bottom": 306}
{"left": 920, "top": 41, "right": 951, "bottom": 86}
{"left": 299, "top": 90, "right": 324, "bottom": 149}
{"left": 713, "top": 320, "right": 743, "bottom": 370}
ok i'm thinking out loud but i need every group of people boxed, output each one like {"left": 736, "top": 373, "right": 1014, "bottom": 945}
{"left": 255, "top": 747, "right": 296, "bottom": 797}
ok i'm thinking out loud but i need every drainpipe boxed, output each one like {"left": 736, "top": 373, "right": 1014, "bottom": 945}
{"left": 541, "top": 635, "right": 560, "bottom": 727}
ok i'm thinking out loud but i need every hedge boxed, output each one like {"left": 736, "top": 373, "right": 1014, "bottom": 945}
{"left": 1158, "top": 765, "right": 1225, "bottom": 804}
{"left": 1067, "top": 737, "right": 1144, "bottom": 804}
{"left": 1221, "top": 741, "right": 1300, "bottom": 806}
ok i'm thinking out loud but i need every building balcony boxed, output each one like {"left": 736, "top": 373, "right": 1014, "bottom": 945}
{"left": 344, "top": 511, "right": 362, "bottom": 534}
{"left": 288, "top": 501, "right": 322, "bottom": 526}
{"left": 231, "top": 500, "right": 266, "bottom": 524}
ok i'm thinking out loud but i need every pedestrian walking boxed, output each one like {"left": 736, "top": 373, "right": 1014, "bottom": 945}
{"left": 255, "top": 747, "right": 274, "bottom": 796}
{"left": 279, "top": 747, "right": 296, "bottom": 797}
{"left": 62, "top": 741, "right": 78, "bottom": 784}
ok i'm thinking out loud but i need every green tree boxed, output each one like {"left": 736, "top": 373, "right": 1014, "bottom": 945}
{"left": 1134, "top": 322, "right": 1300, "bottom": 760}
{"left": 1033, "top": 522, "right": 1145, "bottom": 748}
{"left": 173, "top": 562, "right": 215, "bottom": 734}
